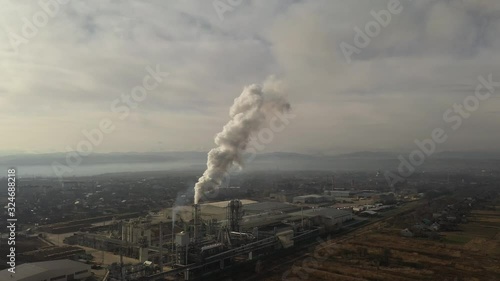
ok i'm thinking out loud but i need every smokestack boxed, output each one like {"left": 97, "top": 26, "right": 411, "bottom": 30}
{"left": 194, "top": 77, "right": 291, "bottom": 204}
{"left": 192, "top": 204, "right": 201, "bottom": 243}
{"left": 227, "top": 199, "right": 243, "bottom": 232}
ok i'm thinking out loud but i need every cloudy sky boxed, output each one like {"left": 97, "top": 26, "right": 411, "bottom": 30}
{"left": 1, "top": 0, "right": 500, "bottom": 156}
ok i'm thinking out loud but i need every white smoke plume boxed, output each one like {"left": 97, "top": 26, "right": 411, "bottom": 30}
{"left": 194, "top": 77, "right": 291, "bottom": 204}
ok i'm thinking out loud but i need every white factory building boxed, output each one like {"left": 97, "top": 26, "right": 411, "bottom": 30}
{"left": 0, "top": 259, "right": 91, "bottom": 281}
{"left": 292, "top": 194, "right": 332, "bottom": 204}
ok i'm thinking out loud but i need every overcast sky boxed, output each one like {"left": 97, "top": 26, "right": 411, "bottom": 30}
{"left": 1, "top": 0, "right": 500, "bottom": 156}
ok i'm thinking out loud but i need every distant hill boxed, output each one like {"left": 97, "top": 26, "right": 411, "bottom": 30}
{"left": 1, "top": 150, "right": 499, "bottom": 176}
{"left": 433, "top": 151, "right": 500, "bottom": 159}
{"left": 332, "top": 151, "right": 397, "bottom": 159}
{"left": 0, "top": 151, "right": 206, "bottom": 166}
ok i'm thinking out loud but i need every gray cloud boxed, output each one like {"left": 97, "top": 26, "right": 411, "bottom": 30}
{"left": 1, "top": 0, "right": 499, "bottom": 155}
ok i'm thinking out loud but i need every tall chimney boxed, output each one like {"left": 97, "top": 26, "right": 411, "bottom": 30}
{"left": 192, "top": 204, "right": 201, "bottom": 243}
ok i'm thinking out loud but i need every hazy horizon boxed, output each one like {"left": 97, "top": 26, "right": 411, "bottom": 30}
{"left": 2, "top": 150, "right": 499, "bottom": 177}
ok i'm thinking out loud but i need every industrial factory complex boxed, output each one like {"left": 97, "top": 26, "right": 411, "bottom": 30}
{"left": 60, "top": 199, "right": 353, "bottom": 280}
{"left": 0, "top": 168, "right": 429, "bottom": 281}
{"left": 1, "top": 167, "right": 412, "bottom": 281}
{"left": 1, "top": 193, "right": 361, "bottom": 280}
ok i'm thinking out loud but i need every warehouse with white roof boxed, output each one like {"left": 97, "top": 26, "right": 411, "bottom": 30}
{"left": 0, "top": 259, "right": 91, "bottom": 281}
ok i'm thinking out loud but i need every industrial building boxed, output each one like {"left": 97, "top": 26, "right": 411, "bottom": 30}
{"left": 289, "top": 208, "right": 353, "bottom": 224}
{"left": 64, "top": 218, "right": 154, "bottom": 262}
{"left": 144, "top": 201, "right": 351, "bottom": 279}
{"left": 0, "top": 259, "right": 91, "bottom": 281}
{"left": 242, "top": 201, "right": 300, "bottom": 214}
{"left": 292, "top": 194, "right": 332, "bottom": 204}
{"left": 61, "top": 199, "right": 354, "bottom": 280}
{"left": 19, "top": 246, "right": 86, "bottom": 262}
{"left": 324, "top": 190, "right": 357, "bottom": 198}
{"left": 156, "top": 201, "right": 307, "bottom": 280}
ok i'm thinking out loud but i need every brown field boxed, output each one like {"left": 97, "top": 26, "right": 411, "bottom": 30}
{"left": 263, "top": 200, "right": 500, "bottom": 281}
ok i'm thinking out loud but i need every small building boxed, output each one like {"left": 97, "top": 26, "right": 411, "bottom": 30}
{"left": 277, "top": 230, "right": 294, "bottom": 249}
{"left": 360, "top": 210, "right": 378, "bottom": 217}
{"left": 0, "top": 259, "right": 91, "bottom": 281}
{"left": 352, "top": 206, "right": 366, "bottom": 213}
{"left": 400, "top": 228, "right": 414, "bottom": 237}
{"left": 292, "top": 194, "right": 331, "bottom": 204}
{"left": 430, "top": 222, "right": 440, "bottom": 231}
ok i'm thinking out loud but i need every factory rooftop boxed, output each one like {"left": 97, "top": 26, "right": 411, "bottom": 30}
{"left": 0, "top": 259, "right": 91, "bottom": 281}
{"left": 289, "top": 208, "right": 352, "bottom": 219}
{"left": 243, "top": 201, "right": 300, "bottom": 214}
{"left": 201, "top": 199, "right": 257, "bottom": 208}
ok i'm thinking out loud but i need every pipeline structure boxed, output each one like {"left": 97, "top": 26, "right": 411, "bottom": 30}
{"left": 130, "top": 199, "right": 353, "bottom": 281}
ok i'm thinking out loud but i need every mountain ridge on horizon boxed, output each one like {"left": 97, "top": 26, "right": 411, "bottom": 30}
{"left": 1, "top": 150, "right": 500, "bottom": 166}
{"left": 1, "top": 150, "right": 499, "bottom": 177}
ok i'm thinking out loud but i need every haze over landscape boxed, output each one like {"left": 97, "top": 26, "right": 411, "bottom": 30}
{"left": 1, "top": 151, "right": 499, "bottom": 177}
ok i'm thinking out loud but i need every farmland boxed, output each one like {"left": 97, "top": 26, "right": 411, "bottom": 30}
{"left": 265, "top": 195, "right": 500, "bottom": 281}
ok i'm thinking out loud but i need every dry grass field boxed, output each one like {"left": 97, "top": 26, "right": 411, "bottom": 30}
{"left": 264, "top": 198, "right": 500, "bottom": 281}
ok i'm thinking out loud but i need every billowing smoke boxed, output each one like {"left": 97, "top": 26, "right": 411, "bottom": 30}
{"left": 194, "top": 77, "right": 291, "bottom": 204}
